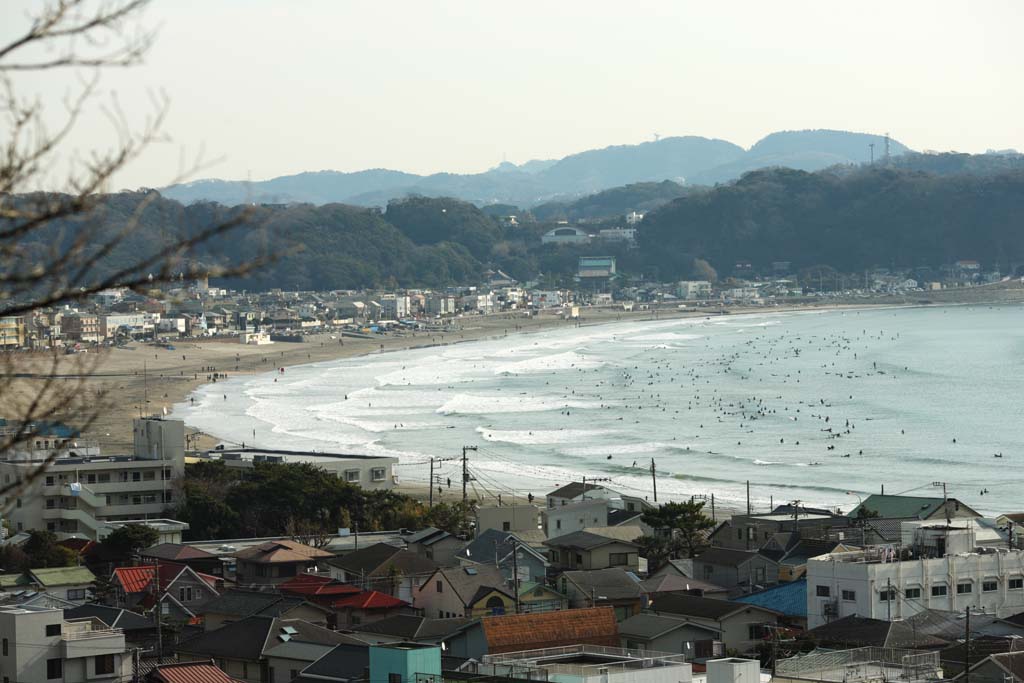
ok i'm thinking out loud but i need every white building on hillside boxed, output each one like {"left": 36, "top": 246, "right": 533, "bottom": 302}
{"left": 806, "top": 524, "right": 1024, "bottom": 628}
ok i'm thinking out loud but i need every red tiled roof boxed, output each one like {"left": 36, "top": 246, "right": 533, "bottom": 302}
{"left": 114, "top": 562, "right": 216, "bottom": 595}
{"left": 149, "top": 660, "right": 239, "bottom": 683}
{"left": 332, "top": 590, "right": 407, "bottom": 610}
{"left": 480, "top": 606, "right": 620, "bottom": 654}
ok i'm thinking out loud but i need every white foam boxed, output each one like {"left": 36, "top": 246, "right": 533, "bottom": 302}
{"left": 493, "top": 351, "right": 603, "bottom": 375}
{"left": 476, "top": 426, "right": 619, "bottom": 445}
{"left": 437, "top": 393, "right": 600, "bottom": 415}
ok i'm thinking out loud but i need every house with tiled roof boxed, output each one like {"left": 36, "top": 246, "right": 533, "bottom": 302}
{"left": 559, "top": 568, "right": 644, "bottom": 621}
{"left": 175, "top": 616, "right": 367, "bottom": 683}
{"left": 332, "top": 590, "right": 412, "bottom": 628}
{"left": 640, "top": 573, "right": 730, "bottom": 600}
{"left": 200, "top": 589, "right": 332, "bottom": 632}
{"left": 847, "top": 494, "right": 981, "bottom": 524}
{"left": 543, "top": 531, "right": 640, "bottom": 572}
{"left": 111, "top": 563, "right": 219, "bottom": 623}
{"left": 646, "top": 592, "right": 781, "bottom": 654}
{"left": 278, "top": 573, "right": 361, "bottom": 606}
{"left": 618, "top": 613, "right": 723, "bottom": 659}
{"left": 348, "top": 614, "right": 475, "bottom": 646}
{"left": 458, "top": 529, "right": 548, "bottom": 583}
{"left": 445, "top": 606, "right": 619, "bottom": 659}
{"left": 405, "top": 527, "right": 462, "bottom": 567}
{"left": 234, "top": 540, "right": 333, "bottom": 586}
{"left": 692, "top": 547, "right": 779, "bottom": 594}
{"left": 142, "top": 543, "right": 224, "bottom": 577}
{"left": 143, "top": 659, "right": 240, "bottom": 683}
{"left": 326, "top": 542, "right": 437, "bottom": 603}
{"left": 65, "top": 603, "right": 156, "bottom": 648}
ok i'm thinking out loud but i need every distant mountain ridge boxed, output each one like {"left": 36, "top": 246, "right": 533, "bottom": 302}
{"left": 161, "top": 129, "right": 909, "bottom": 207}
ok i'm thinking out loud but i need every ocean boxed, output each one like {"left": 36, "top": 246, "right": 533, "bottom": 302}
{"left": 175, "top": 305, "right": 1024, "bottom": 516}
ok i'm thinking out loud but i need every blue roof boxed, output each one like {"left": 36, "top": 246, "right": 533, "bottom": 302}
{"left": 735, "top": 578, "right": 806, "bottom": 617}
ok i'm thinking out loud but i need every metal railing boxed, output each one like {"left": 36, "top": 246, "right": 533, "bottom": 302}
{"left": 775, "top": 647, "right": 940, "bottom": 681}
{"left": 484, "top": 645, "right": 687, "bottom": 676}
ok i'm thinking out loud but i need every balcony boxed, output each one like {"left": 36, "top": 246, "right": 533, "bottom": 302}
{"left": 62, "top": 618, "right": 125, "bottom": 659}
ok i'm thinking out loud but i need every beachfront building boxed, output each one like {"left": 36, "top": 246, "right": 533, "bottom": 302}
{"left": 677, "top": 281, "right": 712, "bottom": 300}
{"left": 0, "top": 605, "right": 130, "bottom": 683}
{"left": 0, "top": 417, "right": 188, "bottom": 540}
{"left": 805, "top": 524, "right": 1024, "bottom": 629}
{"left": 196, "top": 447, "right": 397, "bottom": 490}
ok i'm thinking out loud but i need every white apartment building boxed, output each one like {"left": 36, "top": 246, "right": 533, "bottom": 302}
{"left": 380, "top": 294, "right": 411, "bottom": 320}
{"left": 425, "top": 294, "right": 457, "bottom": 316}
{"left": 199, "top": 448, "right": 398, "bottom": 491}
{"left": 0, "top": 606, "right": 129, "bottom": 683}
{"left": 0, "top": 417, "right": 186, "bottom": 540}
{"left": 806, "top": 525, "right": 1024, "bottom": 628}
{"left": 677, "top": 281, "right": 712, "bottom": 300}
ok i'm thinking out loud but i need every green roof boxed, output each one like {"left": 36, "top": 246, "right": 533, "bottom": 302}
{"left": 847, "top": 494, "right": 976, "bottom": 520}
{"left": 28, "top": 566, "right": 96, "bottom": 586}
{"left": 0, "top": 574, "right": 31, "bottom": 588}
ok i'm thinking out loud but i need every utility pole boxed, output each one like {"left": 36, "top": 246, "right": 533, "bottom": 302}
{"left": 651, "top": 459, "right": 658, "bottom": 502}
{"left": 428, "top": 457, "right": 454, "bottom": 507}
{"left": 462, "top": 445, "right": 477, "bottom": 505}
{"left": 933, "top": 481, "right": 950, "bottom": 524}
{"left": 887, "top": 577, "right": 892, "bottom": 621}
{"left": 965, "top": 605, "right": 971, "bottom": 683}
{"left": 746, "top": 480, "right": 751, "bottom": 515}
{"left": 711, "top": 493, "right": 716, "bottom": 522}
{"left": 511, "top": 539, "right": 522, "bottom": 614}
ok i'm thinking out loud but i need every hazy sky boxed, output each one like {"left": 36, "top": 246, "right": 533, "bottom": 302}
{"left": 5, "top": 0, "right": 1023, "bottom": 189}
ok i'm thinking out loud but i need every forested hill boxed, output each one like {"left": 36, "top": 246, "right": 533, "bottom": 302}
{"left": 16, "top": 163, "right": 1024, "bottom": 294}
{"left": 161, "top": 129, "right": 905, "bottom": 207}
{"left": 638, "top": 166, "right": 1024, "bottom": 280}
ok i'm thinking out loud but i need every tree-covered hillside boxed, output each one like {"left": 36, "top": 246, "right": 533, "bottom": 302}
{"left": 638, "top": 166, "right": 1024, "bottom": 279}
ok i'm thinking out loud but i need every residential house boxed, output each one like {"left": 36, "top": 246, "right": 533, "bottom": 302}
{"left": 200, "top": 590, "right": 332, "bottom": 632}
{"left": 0, "top": 605, "right": 129, "bottom": 683}
{"left": 64, "top": 604, "right": 156, "bottom": 650}
{"left": 27, "top": 566, "right": 96, "bottom": 603}
{"left": 640, "top": 573, "right": 730, "bottom": 601}
{"left": 543, "top": 499, "right": 608, "bottom": 538}
{"left": 951, "top": 650, "right": 1024, "bottom": 683}
{"left": 144, "top": 660, "right": 239, "bottom": 683}
{"left": 474, "top": 504, "right": 540, "bottom": 536}
{"left": 111, "top": 563, "right": 219, "bottom": 622}
{"left": 735, "top": 578, "right": 808, "bottom": 630}
{"left": 618, "top": 613, "right": 723, "bottom": 659}
{"left": 544, "top": 531, "right": 640, "bottom": 572}
{"left": 646, "top": 593, "right": 781, "bottom": 654}
{"left": 759, "top": 535, "right": 854, "bottom": 581}
{"left": 845, "top": 494, "right": 982, "bottom": 543}
{"left": 289, "top": 644, "right": 370, "bottom": 683}
{"left": 174, "top": 616, "right": 367, "bottom": 683}
{"left": 234, "top": 540, "right": 333, "bottom": 586}
{"left": 710, "top": 508, "right": 850, "bottom": 551}
{"left": 546, "top": 482, "right": 608, "bottom": 508}
{"left": 347, "top": 614, "right": 475, "bottom": 647}
{"left": 141, "top": 543, "right": 224, "bottom": 576}
{"left": 278, "top": 573, "right": 361, "bottom": 607}
{"left": 513, "top": 581, "right": 568, "bottom": 614}
{"left": 559, "top": 568, "right": 644, "bottom": 621}
{"left": 458, "top": 529, "right": 548, "bottom": 583}
{"left": 446, "top": 606, "right": 620, "bottom": 660}
{"left": 414, "top": 565, "right": 514, "bottom": 619}
{"left": 326, "top": 542, "right": 437, "bottom": 603}
{"left": 692, "top": 547, "right": 779, "bottom": 593}
{"left": 331, "top": 591, "right": 411, "bottom": 629}
{"left": 405, "top": 527, "right": 462, "bottom": 567}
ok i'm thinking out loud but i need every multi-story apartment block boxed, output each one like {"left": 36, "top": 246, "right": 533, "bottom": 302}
{"left": 380, "top": 294, "right": 411, "bottom": 320}
{"left": 0, "top": 316, "right": 26, "bottom": 348}
{"left": 0, "top": 606, "right": 129, "bottom": 683}
{"left": 61, "top": 313, "right": 101, "bottom": 343}
{"left": 0, "top": 417, "right": 187, "bottom": 540}
{"left": 806, "top": 524, "right": 1024, "bottom": 628}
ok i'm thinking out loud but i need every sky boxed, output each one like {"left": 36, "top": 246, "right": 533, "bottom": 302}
{"left": 4, "top": 0, "right": 1024, "bottom": 190}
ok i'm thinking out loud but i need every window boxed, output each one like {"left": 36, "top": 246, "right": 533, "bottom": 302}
{"left": 609, "top": 552, "right": 630, "bottom": 566}
{"left": 163, "top": 468, "right": 172, "bottom": 480}
{"left": 737, "top": 529, "right": 743, "bottom": 540}
{"left": 46, "top": 522, "right": 56, "bottom": 532}
{"left": 132, "top": 472, "right": 141, "bottom": 482}
{"left": 748, "top": 624, "right": 769, "bottom": 640}
{"left": 291, "top": 671, "right": 299, "bottom": 682}
{"left": 983, "top": 580, "right": 998, "bottom": 593}
{"left": 142, "top": 493, "right": 157, "bottom": 504}
{"left": 575, "top": 553, "right": 583, "bottom": 565}
{"left": 816, "top": 585, "right": 831, "bottom": 598}
{"left": 95, "top": 654, "right": 115, "bottom": 675}
{"left": 67, "top": 589, "right": 86, "bottom": 601}
{"left": 2, "top": 637, "right": 7, "bottom": 655}
{"left": 436, "top": 580, "right": 443, "bottom": 593}
{"left": 905, "top": 587, "right": 921, "bottom": 599}
{"left": 389, "top": 674, "right": 402, "bottom": 683}
{"left": 932, "top": 584, "right": 948, "bottom": 597}
{"left": 879, "top": 588, "right": 896, "bottom": 602}
{"left": 1010, "top": 578, "right": 1024, "bottom": 590}
{"left": 179, "top": 587, "right": 186, "bottom": 601}
{"left": 957, "top": 582, "right": 972, "bottom": 595}
{"left": 45, "top": 475, "right": 55, "bottom": 486}
{"left": 86, "top": 473, "right": 96, "bottom": 484}
{"left": 345, "top": 469, "right": 360, "bottom": 483}
{"left": 47, "top": 658, "right": 62, "bottom": 679}
{"left": 842, "top": 590, "right": 856, "bottom": 601}
{"left": 556, "top": 519, "right": 562, "bottom": 530}
{"left": 46, "top": 498, "right": 56, "bottom": 508}
{"left": 143, "top": 470, "right": 155, "bottom": 480}
{"left": 371, "top": 467, "right": 386, "bottom": 481}
{"left": 502, "top": 522, "right": 511, "bottom": 531}
{"left": 98, "top": 473, "right": 110, "bottom": 483}
{"left": 195, "top": 588, "right": 203, "bottom": 600}
{"left": 119, "top": 472, "right": 128, "bottom": 482}
{"left": 15, "top": 499, "right": 20, "bottom": 508}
